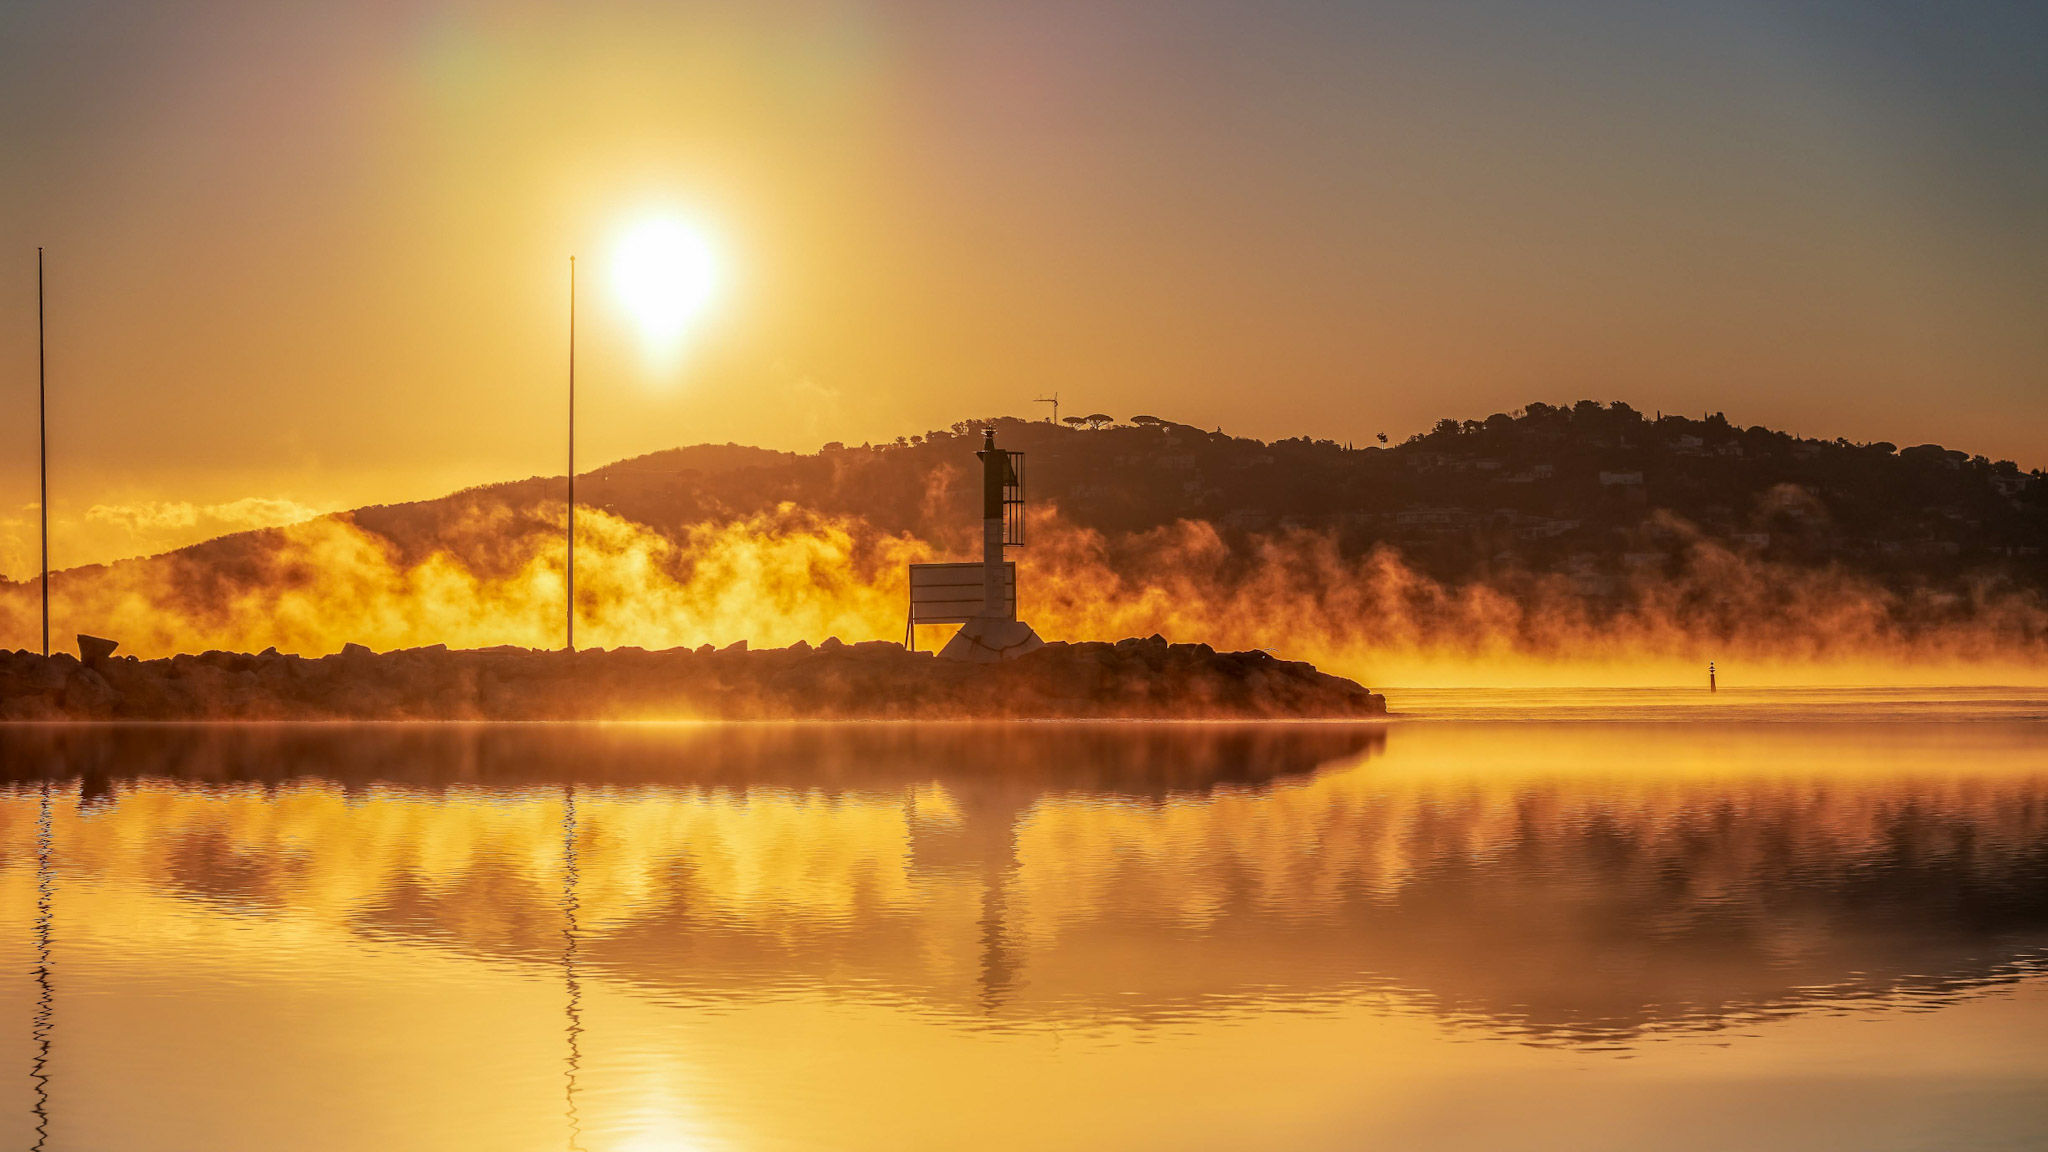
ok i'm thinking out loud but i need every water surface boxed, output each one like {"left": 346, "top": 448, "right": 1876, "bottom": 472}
{"left": 3, "top": 707, "right": 2047, "bottom": 1151}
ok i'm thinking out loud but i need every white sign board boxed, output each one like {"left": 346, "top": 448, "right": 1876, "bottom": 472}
{"left": 908, "top": 562, "right": 1015, "bottom": 624}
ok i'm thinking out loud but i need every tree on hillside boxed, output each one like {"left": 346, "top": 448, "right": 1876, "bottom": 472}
{"left": 1063, "top": 415, "right": 1089, "bottom": 428}
{"left": 1083, "top": 413, "right": 1114, "bottom": 429}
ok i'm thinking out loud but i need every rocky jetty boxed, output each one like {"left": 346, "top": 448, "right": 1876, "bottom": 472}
{"left": 0, "top": 635, "right": 1386, "bottom": 721}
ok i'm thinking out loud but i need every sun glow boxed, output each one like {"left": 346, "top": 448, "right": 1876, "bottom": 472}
{"left": 610, "top": 215, "right": 721, "bottom": 358}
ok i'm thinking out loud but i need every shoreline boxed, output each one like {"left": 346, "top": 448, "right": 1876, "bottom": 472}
{"left": 1, "top": 636, "right": 1387, "bottom": 722}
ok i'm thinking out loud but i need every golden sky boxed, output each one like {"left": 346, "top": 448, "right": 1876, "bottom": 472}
{"left": 2, "top": 0, "right": 2044, "bottom": 572}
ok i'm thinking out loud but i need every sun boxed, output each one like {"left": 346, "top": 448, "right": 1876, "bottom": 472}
{"left": 610, "top": 215, "right": 721, "bottom": 355}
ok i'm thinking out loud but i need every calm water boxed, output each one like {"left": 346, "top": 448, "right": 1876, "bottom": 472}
{"left": 4, "top": 697, "right": 2048, "bottom": 1151}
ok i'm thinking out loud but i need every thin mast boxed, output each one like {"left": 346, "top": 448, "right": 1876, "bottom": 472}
{"left": 38, "top": 249, "right": 48, "bottom": 658}
{"left": 567, "top": 256, "right": 576, "bottom": 653}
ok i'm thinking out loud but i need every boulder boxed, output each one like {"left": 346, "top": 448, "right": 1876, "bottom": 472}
{"left": 0, "top": 636, "right": 1386, "bottom": 720}
{"left": 60, "top": 666, "right": 123, "bottom": 717}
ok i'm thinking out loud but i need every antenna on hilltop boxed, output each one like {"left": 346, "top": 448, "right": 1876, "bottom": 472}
{"left": 1034, "top": 393, "right": 1058, "bottom": 424}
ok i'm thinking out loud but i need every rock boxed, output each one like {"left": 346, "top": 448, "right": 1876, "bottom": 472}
{"left": 721, "top": 640, "right": 748, "bottom": 653}
{"left": 77, "top": 634, "right": 119, "bottom": 664}
{"left": 60, "top": 666, "right": 122, "bottom": 717}
{"left": 1, "top": 692, "right": 60, "bottom": 720}
{"left": 257, "top": 658, "right": 298, "bottom": 692}
{"left": 0, "top": 636, "right": 1386, "bottom": 721}
{"left": 819, "top": 636, "right": 845, "bottom": 652}
{"left": 16, "top": 655, "right": 66, "bottom": 694}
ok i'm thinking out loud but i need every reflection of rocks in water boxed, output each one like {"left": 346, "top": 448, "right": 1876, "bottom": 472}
{"left": 5, "top": 726, "right": 2048, "bottom": 1046}
{"left": 0, "top": 724, "right": 1385, "bottom": 1006}
{"left": 0, "top": 722, "right": 1385, "bottom": 798}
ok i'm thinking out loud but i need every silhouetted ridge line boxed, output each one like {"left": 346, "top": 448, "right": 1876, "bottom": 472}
{"left": 3, "top": 404, "right": 2042, "bottom": 671}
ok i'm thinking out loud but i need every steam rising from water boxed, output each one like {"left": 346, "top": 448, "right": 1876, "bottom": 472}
{"left": 1022, "top": 514, "right": 2048, "bottom": 686}
{"left": 1, "top": 501, "right": 2043, "bottom": 686}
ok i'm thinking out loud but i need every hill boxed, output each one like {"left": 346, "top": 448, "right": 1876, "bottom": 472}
{"left": 4, "top": 402, "right": 2045, "bottom": 683}
{"left": 480, "top": 404, "right": 2048, "bottom": 584}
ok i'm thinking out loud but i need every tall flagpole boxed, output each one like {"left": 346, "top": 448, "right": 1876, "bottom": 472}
{"left": 38, "top": 248, "right": 49, "bottom": 658}
{"left": 566, "top": 256, "right": 576, "bottom": 653}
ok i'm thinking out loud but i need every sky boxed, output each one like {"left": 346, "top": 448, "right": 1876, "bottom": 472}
{"left": 1, "top": 0, "right": 2044, "bottom": 573}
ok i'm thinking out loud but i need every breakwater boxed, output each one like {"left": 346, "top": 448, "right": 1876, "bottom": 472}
{"left": 0, "top": 636, "right": 1387, "bottom": 721}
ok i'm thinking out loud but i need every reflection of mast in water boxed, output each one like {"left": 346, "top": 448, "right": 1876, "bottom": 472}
{"left": 977, "top": 810, "right": 1022, "bottom": 1014}
{"left": 561, "top": 785, "right": 584, "bottom": 1152}
{"left": 30, "top": 782, "right": 54, "bottom": 1152}
{"left": 907, "top": 785, "right": 1033, "bottom": 1012}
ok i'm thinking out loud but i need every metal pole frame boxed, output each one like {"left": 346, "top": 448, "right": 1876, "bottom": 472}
{"left": 38, "top": 248, "right": 48, "bottom": 657}
{"left": 566, "top": 256, "right": 576, "bottom": 653}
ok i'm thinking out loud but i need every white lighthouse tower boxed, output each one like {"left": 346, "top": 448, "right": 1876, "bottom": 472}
{"left": 906, "top": 427, "right": 1045, "bottom": 661}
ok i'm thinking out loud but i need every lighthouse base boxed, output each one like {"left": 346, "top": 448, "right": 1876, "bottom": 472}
{"left": 938, "top": 616, "right": 1045, "bottom": 663}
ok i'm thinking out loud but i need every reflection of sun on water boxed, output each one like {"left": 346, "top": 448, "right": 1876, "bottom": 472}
{"left": 609, "top": 1084, "right": 727, "bottom": 1152}
{"left": 612, "top": 1138, "right": 696, "bottom": 1152}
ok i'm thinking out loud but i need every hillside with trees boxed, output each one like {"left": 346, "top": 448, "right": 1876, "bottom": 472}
{"left": 14, "top": 401, "right": 2046, "bottom": 665}
{"left": 329, "top": 401, "right": 2046, "bottom": 596}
